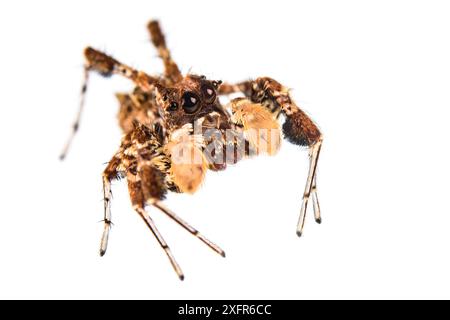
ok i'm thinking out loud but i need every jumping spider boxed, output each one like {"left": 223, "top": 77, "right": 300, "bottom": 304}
{"left": 61, "top": 20, "right": 323, "bottom": 280}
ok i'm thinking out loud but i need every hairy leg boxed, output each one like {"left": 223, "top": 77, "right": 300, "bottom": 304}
{"left": 147, "top": 20, "right": 182, "bottom": 83}
{"left": 99, "top": 155, "right": 122, "bottom": 256}
{"left": 218, "top": 81, "right": 253, "bottom": 96}
{"left": 223, "top": 77, "right": 323, "bottom": 236}
{"left": 255, "top": 77, "right": 322, "bottom": 236}
{"left": 60, "top": 48, "right": 164, "bottom": 159}
{"left": 112, "top": 125, "right": 225, "bottom": 280}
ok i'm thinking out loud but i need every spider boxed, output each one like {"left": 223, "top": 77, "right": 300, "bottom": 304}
{"left": 60, "top": 20, "right": 323, "bottom": 280}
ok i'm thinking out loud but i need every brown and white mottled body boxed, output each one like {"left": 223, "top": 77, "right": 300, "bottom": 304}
{"left": 61, "top": 20, "right": 323, "bottom": 280}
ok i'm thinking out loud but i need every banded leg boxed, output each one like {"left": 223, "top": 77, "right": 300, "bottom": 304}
{"left": 99, "top": 156, "right": 121, "bottom": 256}
{"left": 147, "top": 20, "right": 182, "bottom": 83}
{"left": 135, "top": 206, "right": 184, "bottom": 280}
{"left": 137, "top": 160, "right": 224, "bottom": 278}
{"left": 233, "top": 77, "right": 323, "bottom": 236}
{"left": 127, "top": 172, "right": 184, "bottom": 280}
{"left": 220, "top": 81, "right": 284, "bottom": 119}
{"left": 60, "top": 47, "right": 164, "bottom": 159}
{"left": 218, "top": 81, "right": 253, "bottom": 96}
{"left": 312, "top": 175, "right": 321, "bottom": 224}
{"left": 139, "top": 160, "right": 225, "bottom": 256}
{"left": 153, "top": 202, "right": 226, "bottom": 257}
{"left": 59, "top": 65, "right": 89, "bottom": 160}
{"left": 296, "top": 139, "right": 322, "bottom": 236}
{"left": 82, "top": 47, "right": 162, "bottom": 90}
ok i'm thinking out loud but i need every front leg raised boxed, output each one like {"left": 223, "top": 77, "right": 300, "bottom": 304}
{"left": 252, "top": 77, "right": 323, "bottom": 237}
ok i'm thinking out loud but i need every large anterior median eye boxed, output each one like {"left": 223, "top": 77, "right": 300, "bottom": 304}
{"left": 201, "top": 83, "right": 216, "bottom": 104}
{"left": 182, "top": 91, "right": 200, "bottom": 114}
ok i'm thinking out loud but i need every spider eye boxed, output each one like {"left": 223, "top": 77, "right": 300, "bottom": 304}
{"left": 167, "top": 101, "right": 178, "bottom": 111}
{"left": 182, "top": 91, "right": 200, "bottom": 114}
{"left": 201, "top": 83, "right": 216, "bottom": 103}
{"left": 212, "top": 80, "right": 222, "bottom": 88}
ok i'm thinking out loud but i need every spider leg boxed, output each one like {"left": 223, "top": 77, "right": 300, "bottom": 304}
{"left": 218, "top": 81, "right": 253, "bottom": 96}
{"left": 254, "top": 77, "right": 322, "bottom": 236}
{"left": 296, "top": 139, "right": 322, "bottom": 236}
{"left": 147, "top": 20, "right": 182, "bottom": 83}
{"left": 225, "top": 77, "right": 323, "bottom": 236}
{"left": 220, "top": 81, "right": 284, "bottom": 120}
{"left": 135, "top": 205, "right": 184, "bottom": 280}
{"left": 133, "top": 126, "right": 223, "bottom": 279}
{"left": 81, "top": 47, "right": 162, "bottom": 90}
{"left": 59, "top": 48, "right": 165, "bottom": 159}
{"left": 312, "top": 175, "right": 321, "bottom": 224}
{"left": 59, "top": 65, "right": 89, "bottom": 160}
{"left": 153, "top": 202, "right": 226, "bottom": 257}
{"left": 128, "top": 171, "right": 184, "bottom": 280}
{"left": 100, "top": 175, "right": 112, "bottom": 256}
{"left": 99, "top": 156, "right": 122, "bottom": 256}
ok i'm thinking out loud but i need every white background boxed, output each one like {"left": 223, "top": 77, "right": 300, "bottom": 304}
{"left": 0, "top": 0, "right": 449, "bottom": 299}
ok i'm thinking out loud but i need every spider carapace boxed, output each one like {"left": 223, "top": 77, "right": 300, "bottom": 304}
{"left": 61, "top": 20, "right": 323, "bottom": 280}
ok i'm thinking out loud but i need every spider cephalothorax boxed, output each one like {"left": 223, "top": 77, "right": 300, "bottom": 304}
{"left": 61, "top": 20, "right": 323, "bottom": 280}
{"left": 156, "top": 75, "right": 224, "bottom": 127}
